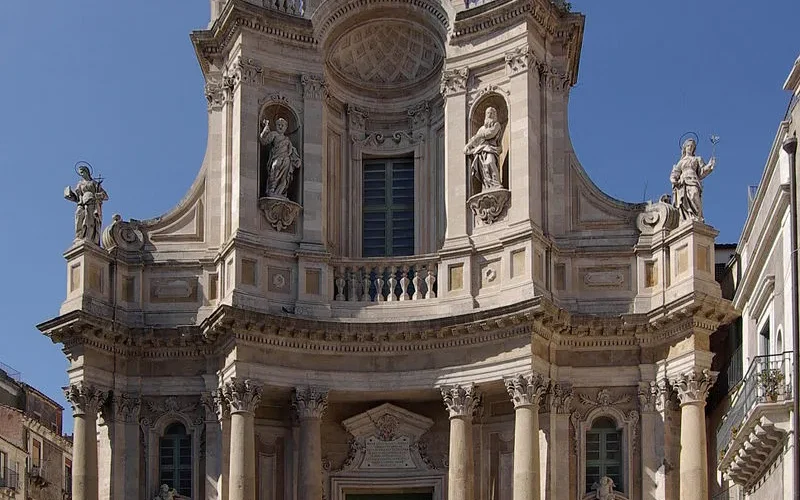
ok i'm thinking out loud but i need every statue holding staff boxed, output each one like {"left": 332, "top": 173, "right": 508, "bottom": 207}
{"left": 669, "top": 136, "right": 716, "bottom": 221}
{"left": 464, "top": 106, "right": 503, "bottom": 191}
{"left": 64, "top": 162, "right": 108, "bottom": 245}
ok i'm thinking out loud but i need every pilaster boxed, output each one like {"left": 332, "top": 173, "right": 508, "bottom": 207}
{"left": 547, "top": 383, "right": 572, "bottom": 500}
{"left": 300, "top": 73, "right": 326, "bottom": 248}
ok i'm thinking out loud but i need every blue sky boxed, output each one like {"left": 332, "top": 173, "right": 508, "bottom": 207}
{"left": 0, "top": 0, "right": 796, "bottom": 433}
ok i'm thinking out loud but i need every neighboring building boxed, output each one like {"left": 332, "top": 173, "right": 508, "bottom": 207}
{"left": 0, "top": 363, "right": 73, "bottom": 499}
{"left": 37, "top": 1, "right": 747, "bottom": 500}
{"left": 710, "top": 57, "right": 800, "bottom": 499}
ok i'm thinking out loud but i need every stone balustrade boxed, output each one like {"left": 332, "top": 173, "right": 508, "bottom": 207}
{"left": 331, "top": 256, "right": 439, "bottom": 303}
{"left": 263, "top": 0, "right": 305, "bottom": 16}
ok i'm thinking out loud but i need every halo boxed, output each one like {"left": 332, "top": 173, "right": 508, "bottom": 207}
{"left": 678, "top": 132, "right": 699, "bottom": 148}
{"left": 74, "top": 160, "right": 94, "bottom": 176}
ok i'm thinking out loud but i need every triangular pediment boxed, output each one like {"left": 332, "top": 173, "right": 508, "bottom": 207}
{"left": 342, "top": 402, "right": 434, "bottom": 440}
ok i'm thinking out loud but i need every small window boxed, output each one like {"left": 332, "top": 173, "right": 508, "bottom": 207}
{"left": 31, "top": 438, "right": 42, "bottom": 468}
{"left": 362, "top": 157, "right": 414, "bottom": 257}
{"left": 586, "top": 417, "right": 623, "bottom": 493}
{"left": 65, "top": 457, "right": 72, "bottom": 492}
{"left": 159, "top": 422, "right": 192, "bottom": 496}
{"left": 759, "top": 319, "right": 771, "bottom": 356}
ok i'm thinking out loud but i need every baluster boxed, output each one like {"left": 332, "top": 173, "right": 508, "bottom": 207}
{"left": 425, "top": 263, "right": 437, "bottom": 299}
{"left": 412, "top": 265, "right": 422, "bottom": 300}
{"left": 399, "top": 265, "right": 410, "bottom": 300}
{"left": 334, "top": 266, "right": 345, "bottom": 301}
{"left": 361, "top": 266, "right": 371, "bottom": 302}
{"left": 375, "top": 266, "right": 385, "bottom": 302}
{"left": 347, "top": 268, "right": 357, "bottom": 301}
{"left": 387, "top": 265, "right": 398, "bottom": 301}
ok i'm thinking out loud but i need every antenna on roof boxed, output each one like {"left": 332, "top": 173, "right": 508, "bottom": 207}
{"left": 642, "top": 180, "right": 648, "bottom": 203}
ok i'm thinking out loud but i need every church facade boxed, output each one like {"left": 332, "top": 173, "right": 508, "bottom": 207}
{"left": 37, "top": 1, "right": 744, "bottom": 500}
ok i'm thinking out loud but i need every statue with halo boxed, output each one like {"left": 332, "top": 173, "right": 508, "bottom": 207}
{"left": 669, "top": 133, "right": 717, "bottom": 222}
{"left": 64, "top": 162, "right": 108, "bottom": 245}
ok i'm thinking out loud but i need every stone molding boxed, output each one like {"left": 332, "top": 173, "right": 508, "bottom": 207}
{"left": 441, "top": 384, "right": 481, "bottom": 419}
{"left": 670, "top": 369, "right": 717, "bottom": 406}
{"left": 292, "top": 386, "right": 329, "bottom": 420}
{"left": 351, "top": 131, "right": 425, "bottom": 150}
{"left": 223, "top": 378, "right": 263, "bottom": 414}
{"left": 300, "top": 73, "right": 326, "bottom": 100}
{"left": 64, "top": 383, "right": 108, "bottom": 417}
{"left": 504, "top": 373, "right": 549, "bottom": 409}
{"left": 440, "top": 68, "right": 469, "bottom": 97}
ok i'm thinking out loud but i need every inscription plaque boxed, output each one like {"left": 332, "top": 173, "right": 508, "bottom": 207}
{"left": 361, "top": 436, "right": 414, "bottom": 469}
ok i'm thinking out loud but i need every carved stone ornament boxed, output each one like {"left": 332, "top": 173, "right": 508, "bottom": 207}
{"left": 64, "top": 383, "right": 108, "bottom": 417}
{"left": 504, "top": 45, "right": 532, "bottom": 76}
{"left": 101, "top": 214, "right": 145, "bottom": 252}
{"left": 352, "top": 131, "right": 425, "bottom": 150}
{"left": 223, "top": 378, "right": 263, "bottom": 414}
{"left": 109, "top": 392, "right": 142, "bottom": 423}
{"left": 441, "top": 384, "right": 481, "bottom": 419}
{"left": 292, "top": 386, "right": 329, "bottom": 420}
{"left": 592, "top": 476, "right": 617, "bottom": 500}
{"left": 259, "top": 196, "right": 302, "bottom": 232}
{"left": 550, "top": 383, "right": 574, "bottom": 414}
{"left": 578, "top": 389, "right": 632, "bottom": 408}
{"left": 669, "top": 137, "right": 716, "bottom": 222}
{"left": 670, "top": 369, "right": 717, "bottom": 406}
{"left": 538, "top": 63, "right": 570, "bottom": 92}
{"left": 347, "top": 104, "right": 368, "bottom": 130}
{"left": 504, "top": 373, "right": 549, "bottom": 409}
{"left": 636, "top": 200, "right": 679, "bottom": 235}
{"left": 300, "top": 74, "right": 326, "bottom": 100}
{"left": 226, "top": 56, "right": 262, "bottom": 87}
{"left": 153, "top": 484, "right": 178, "bottom": 500}
{"left": 468, "top": 188, "right": 511, "bottom": 225}
{"left": 637, "top": 381, "right": 659, "bottom": 413}
{"left": 201, "top": 389, "right": 229, "bottom": 421}
{"left": 440, "top": 67, "right": 469, "bottom": 97}
{"left": 408, "top": 101, "right": 431, "bottom": 129}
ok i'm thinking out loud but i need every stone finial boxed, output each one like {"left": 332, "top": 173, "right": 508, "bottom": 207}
{"left": 223, "top": 379, "right": 263, "bottom": 415}
{"left": 670, "top": 369, "right": 717, "bottom": 406}
{"left": 441, "top": 384, "right": 481, "bottom": 419}
{"left": 292, "top": 386, "right": 329, "bottom": 420}
{"left": 504, "top": 373, "right": 549, "bottom": 409}
{"left": 64, "top": 383, "right": 108, "bottom": 417}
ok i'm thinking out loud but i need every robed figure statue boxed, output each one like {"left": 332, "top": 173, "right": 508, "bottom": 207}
{"left": 64, "top": 163, "right": 108, "bottom": 245}
{"left": 669, "top": 138, "right": 715, "bottom": 221}
{"left": 259, "top": 117, "right": 301, "bottom": 199}
{"left": 464, "top": 106, "right": 503, "bottom": 191}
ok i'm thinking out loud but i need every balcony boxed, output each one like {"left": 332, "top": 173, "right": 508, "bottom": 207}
{"left": 330, "top": 256, "right": 439, "bottom": 308}
{"left": 716, "top": 351, "right": 794, "bottom": 488}
{"left": 0, "top": 467, "right": 19, "bottom": 491}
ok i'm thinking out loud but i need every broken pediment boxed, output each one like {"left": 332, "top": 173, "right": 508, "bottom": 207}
{"left": 339, "top": 403, "right": 436, "bottom": 472}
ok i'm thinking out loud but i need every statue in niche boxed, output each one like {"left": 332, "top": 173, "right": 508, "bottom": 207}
{"left": 64, "top": 162, "right": 108, "bottom": 245}
{"left": 464, "top": 106, "right": 503, "bottom": 191}
{"left": 260, "top": 117, "right": 301, "bottom": 199}
{"left": 669, "top": 137, "right": 715, "bottom": 221}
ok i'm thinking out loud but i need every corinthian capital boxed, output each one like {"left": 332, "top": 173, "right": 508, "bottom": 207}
{"left": 109, "top": 392, "right": 141, "bottom": 423}
{"left": 441, "top": 384, "right": 481, "bottom": 419}
{"left": 223, "top": 379, "right": 263, "bottom": 415}
{"left": 292, "top": 386, "right": 329, "bottom": 420}
{"left": 64, "top": 383, "right": 108, "bottom": 417}
{"left": 300, "top": 74, "right": 326, "bottom": 100}
{"left": 670, "top": 369, "right": 717, "bottom": 406}
{"left": 439, "top": 68, "right": 469, "bottom": 97}
{"left": 504, "top": 373, "right": 549, "bottom": 409}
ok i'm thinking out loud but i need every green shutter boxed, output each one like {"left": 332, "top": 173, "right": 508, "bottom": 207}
{"left": 363, "top": 158, "right": 414, "bottom": 257}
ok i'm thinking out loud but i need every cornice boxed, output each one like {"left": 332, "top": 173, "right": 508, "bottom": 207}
{"left": 22, "top": 415, "right": 73, "bottom": 452}
{"left": 191, "top": 0, "right": 316, "bottom": 74}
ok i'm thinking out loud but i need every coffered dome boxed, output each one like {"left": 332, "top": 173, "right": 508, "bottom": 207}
{"left": 326, "top": 19, "right": 443, "bottom": 96}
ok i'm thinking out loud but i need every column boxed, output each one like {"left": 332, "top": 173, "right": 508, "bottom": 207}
{"left": 440, "top": 68, "right": 470, "bottom": 245}
{"left": 671, "top": 369, "right": 716, "bottom": 500}
{"left": 441, "top": 384, "right": 481, "bottom": 500}
{"left": 547, "top": 383, "right": 573, "bottom": 500}
{"left": 293, "top": 387, "right": 329, "bottom": 500}
{"left": 224, "top": 379, "right": 263, "bottom": 500}
{"left": 638, "top": 381, "right": 661, "bottom": 500}
{"left": 64, "top": 383, "right": 107, "bottom": 500}
{"left": 505, "top": 373, "right": 548, "bottom": 500}
{"left": 300, "top": 74, "right": 326, "bottom": 247}
{"left": 201, "top": 389, "right": 228, "bottom": 500}
{"left": 107, "top": 392, "right": 141, "bottom": 500}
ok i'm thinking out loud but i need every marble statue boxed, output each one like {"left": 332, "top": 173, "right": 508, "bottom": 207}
{"left": 260, "top": 117, "right": 301, "bottom": 199}
{"left": 153, "top": 484, "right": 177, "bottom": 500}
{"left": 464, "top": 107, "right": 503, "bottom": 191}
{"left": 592, "top": 476, "right": 616, "bottom": 500}
{"left": 64, "top": 163, "right": 109, "bottom": 245}
{"left": 669, "top": 138, "right": 715, "bottom": 221}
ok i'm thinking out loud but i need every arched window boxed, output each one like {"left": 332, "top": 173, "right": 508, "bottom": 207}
{"left": 585, "top": 417, "right": 623, "bottom": 493}
{"left": 158, "top": 422, "right": 192, "bottom": 496}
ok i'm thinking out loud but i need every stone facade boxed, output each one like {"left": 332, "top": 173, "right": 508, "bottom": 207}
{"left": 0, "top": 365, "right": 73, "bottom": 499}
{"left": 37, "top": 1, "right": 745, "bottom": 500}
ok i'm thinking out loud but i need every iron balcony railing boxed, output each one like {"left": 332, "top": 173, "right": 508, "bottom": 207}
{"left": 0, "top": 467, "right": 19, "bottom": 489}
{"left": 716, "top": 351, "right": 794, "bottom": 459}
